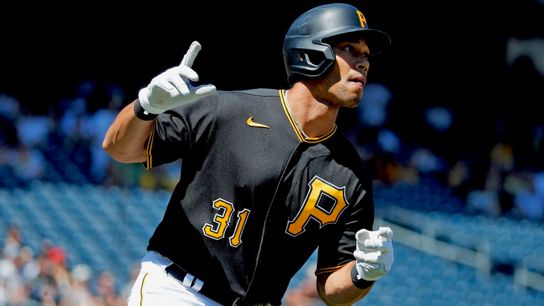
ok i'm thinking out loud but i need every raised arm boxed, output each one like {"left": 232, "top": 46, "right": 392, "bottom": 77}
{"left": 102, "top": 41, "right": 216, "bottom": 164}
{"left": 102, "top": 101, "right": 153, "bottom": 163}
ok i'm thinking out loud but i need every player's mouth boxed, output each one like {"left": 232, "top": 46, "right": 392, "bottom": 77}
{"left": 349, "top": 76, "right": 366, "bottom": 89}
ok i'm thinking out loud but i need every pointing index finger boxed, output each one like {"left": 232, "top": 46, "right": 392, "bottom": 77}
{"left": 378, "top": 226, "right": 393, "bottom": 240}
{"left": 180, "top": 41, "right": 202, "bottom": 68}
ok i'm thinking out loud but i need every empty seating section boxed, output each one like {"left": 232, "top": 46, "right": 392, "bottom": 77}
{"left": 375, "top": 184, "right": 544, "bottom": 271}
{"left": 360, "top": 243, "right": 544, "bottom": 306}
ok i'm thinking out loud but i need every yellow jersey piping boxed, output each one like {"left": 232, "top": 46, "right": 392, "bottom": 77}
{"left": 279, "top": 89, "right": 337, "bottom": 144}
{"left": 144, "top": 123, "right": 155, "bottom": 170}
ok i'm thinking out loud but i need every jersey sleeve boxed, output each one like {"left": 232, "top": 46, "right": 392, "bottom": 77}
{"left": 143, "top": 95, "right": 218, "bottom": 169}
{"left": 315, "top": 180, "right": 374, "bottom": 275}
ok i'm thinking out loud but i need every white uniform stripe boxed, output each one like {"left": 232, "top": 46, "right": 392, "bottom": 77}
{"left": 183, "top": 273, "right": 195, "bottom": 288}
{"left": 192, "top": 279, "right": 204, "bottom": 292}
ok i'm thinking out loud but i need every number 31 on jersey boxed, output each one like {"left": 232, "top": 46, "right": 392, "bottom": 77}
{"left": 202, "top": 176, "right": 349, "bottom": 246}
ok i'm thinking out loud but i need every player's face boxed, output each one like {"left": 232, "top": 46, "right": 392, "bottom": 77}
{"left": 313, "top": 38, "right": 370, "bottom": 108}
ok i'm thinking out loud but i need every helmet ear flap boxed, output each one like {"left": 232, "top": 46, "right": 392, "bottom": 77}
{"left": 305, "top": 49, "right": 327, "bottom": 68}
{"left": 283, "top": 39, "right": 336, "bottom": 84}
{"left": 296, "top": 49, "right": 326, "bottom": 69}
{"left": 286, "top": 48, "right": 332, "bottom": 84}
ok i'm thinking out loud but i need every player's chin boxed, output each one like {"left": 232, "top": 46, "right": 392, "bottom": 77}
{"left": 344, "top": 101, "right": 360, "bottom": 108}
{"left": 340, "top": 96, "right": 361, "bottom": 108}
{"left": 348, "top": 83, "right": 364, "bottom": 98}
{"left": 346, "top": 90, "right": 363, "bottom": 107}
{"left": 335, "top": 84, "right": 362, "bottom": 107}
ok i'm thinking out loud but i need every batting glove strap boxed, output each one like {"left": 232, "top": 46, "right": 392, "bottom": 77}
{"left": 351, "top": 264, "right": 375, "bottom": 289}
{"left": 134, "top": 98, "right": 159, "bottom": 120}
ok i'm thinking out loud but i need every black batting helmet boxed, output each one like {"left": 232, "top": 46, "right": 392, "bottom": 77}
{"left": 283, "top": 3, "right": 391, "bottom": 83}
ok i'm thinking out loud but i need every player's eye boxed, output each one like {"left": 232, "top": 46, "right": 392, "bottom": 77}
{"left": 342, "top": 45, "right": 354, "bottom": 53}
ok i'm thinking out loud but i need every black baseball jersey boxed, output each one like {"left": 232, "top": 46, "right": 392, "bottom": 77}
{"left": 144, "top": 89, "right": 374, "bottom": 305}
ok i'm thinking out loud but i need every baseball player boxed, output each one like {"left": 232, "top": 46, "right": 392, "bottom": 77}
{"left": 103, "top": 3, "right": 394, "bottom": 305}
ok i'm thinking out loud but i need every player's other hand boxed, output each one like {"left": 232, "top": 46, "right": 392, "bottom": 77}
{"left": 353, "top": 226, "right": 394, "bottom": 281}
{"left": 138, "top": 41, "right": 217, "bottom": 115}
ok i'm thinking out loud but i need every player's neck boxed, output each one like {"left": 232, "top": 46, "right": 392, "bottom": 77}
{"left": 285, "top": 85, "right": 338, "bottom": 139}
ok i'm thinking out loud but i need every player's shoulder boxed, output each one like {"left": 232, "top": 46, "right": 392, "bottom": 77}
{"left": 329, "top": 133, "right": 372, "bottom": 181}
{"left": 212, "top": 88, "right": 282, "bottom": 112}
{"left": 238, "top": 88, "right": 279, "bottom": 97}
{"left": 208, "top": 88, "right": 282, "bottom": 119}
{"left": 216, "top": 88, "right": 279, "bottom": 99}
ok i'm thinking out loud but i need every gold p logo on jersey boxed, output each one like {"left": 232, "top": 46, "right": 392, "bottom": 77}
{"left": 286, "top": 176, "right": 349, "bottom": 236}
{"left": 356, "top": 11, "right": 367, "bottom": 28}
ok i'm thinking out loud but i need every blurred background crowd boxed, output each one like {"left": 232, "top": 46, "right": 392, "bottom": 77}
{"left": 1, "top": 0, "right": 544, "bottom": 305}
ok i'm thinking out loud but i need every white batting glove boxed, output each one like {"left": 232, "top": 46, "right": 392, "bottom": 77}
{"left": 353, "top": 226, "right": 394, "bottom": 281}
{"left": 138, "top": 41, "right": 217, "bottom": 115}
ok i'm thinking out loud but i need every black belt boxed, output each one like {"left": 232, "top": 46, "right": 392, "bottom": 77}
{"left": 165, "top": 263, "right": 244, "bottom": 305}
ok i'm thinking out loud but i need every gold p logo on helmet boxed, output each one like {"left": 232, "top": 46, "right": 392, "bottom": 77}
{"left": 356, "top": 11, "right": 367, "bottom": 28}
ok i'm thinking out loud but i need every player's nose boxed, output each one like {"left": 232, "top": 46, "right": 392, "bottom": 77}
{"left": 354, "top": 60, "right": 369, "bottom": 74}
